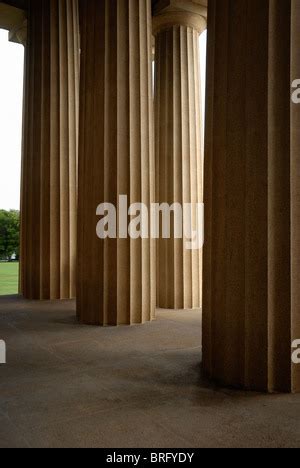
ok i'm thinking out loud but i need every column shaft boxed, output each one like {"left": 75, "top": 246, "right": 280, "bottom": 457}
{"left": 21, "top": 0, "right": 79, "bottom": 300}
{"left": 203, "top": 0, "right": 300, "bottom": 392}
{"left": 154, "top": 20, "right": 205, "bottom": 310}
{"left": 77, "top": 0, "right": 155, "bottom": 326}
{"left": 291, "top": 0, "right": 300, "bottom": 392}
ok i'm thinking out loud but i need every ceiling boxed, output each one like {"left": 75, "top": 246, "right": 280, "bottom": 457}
{"left": 1, "top": 1, "right": 207, "bottom": 15}
{"left": 152, "top": 0, "right": 208, "bottom": 9}
{"left": 1, "top": 0, "right": 27, "bottom": 10}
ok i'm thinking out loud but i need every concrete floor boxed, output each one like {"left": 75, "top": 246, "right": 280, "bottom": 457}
{"left": 0, "top": 296, "right": 299, "bottom": 448}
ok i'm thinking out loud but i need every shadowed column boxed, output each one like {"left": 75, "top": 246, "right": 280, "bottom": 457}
{"left": 203, "top": 0, "right": 300, "bottom": 393}
{"left": 77, "top": 0, "right": 155, "bottom": 326}
{"left": 153, "top": 6, "right": 206, "bottom": 309}
{"left": 21, "top": 0, "right": 80, "bottom": 300}
{"left": 291, "top": 0, "right": 300, "bottom": 393}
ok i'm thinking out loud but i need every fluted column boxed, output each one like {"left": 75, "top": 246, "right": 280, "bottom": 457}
{"left": 77, "top": 0, "right": 155, "bottom": 326}
{"left": 203, "top": 0, "right": 300, "bottom": 393}
{"left": 153, "top": 6, "right": 206, "bottom": 309}
{"left": 291, "top": 0, "right": 300, "bottom": 393}
{"left": 21, "top": 0, "right": 79, "bottom": 300}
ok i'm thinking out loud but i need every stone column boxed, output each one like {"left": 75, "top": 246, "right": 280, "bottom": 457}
{"left": 77, "top": 0, "right": 155, "bottom": 326}
{"left": 20, "top": 0, "right": 80, "bottom": 300}
{"left": 153, "top": 2, "right": 206, "bottom": 309}
{"left": 291, "top": 0, "right": 300, "bottom": 393}
{"left": 203, "top": 0, "right": 300, "bottom": 393}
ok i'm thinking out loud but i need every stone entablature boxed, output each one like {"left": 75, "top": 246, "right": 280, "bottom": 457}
{"left": 0, "top": 2, "right": 27, "bottom": 45}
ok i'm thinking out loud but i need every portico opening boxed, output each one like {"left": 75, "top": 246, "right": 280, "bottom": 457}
{"left": 0, "top": 3, "right": 25, "bottom": 295}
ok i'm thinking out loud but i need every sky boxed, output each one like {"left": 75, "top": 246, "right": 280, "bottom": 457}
{"left": 0, "top": 29, "right": 24, "bottom": 211}
{"left": 0, "top": 28, "right": 207, "bottom": 212}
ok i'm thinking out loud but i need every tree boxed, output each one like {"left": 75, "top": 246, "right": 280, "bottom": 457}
{"left": 0, "top": 210, "right": 20, "bottom": 261}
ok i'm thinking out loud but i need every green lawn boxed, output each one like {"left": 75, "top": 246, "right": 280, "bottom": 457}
{"left": 0, "top": 262, "right": 19, "bottom": 295}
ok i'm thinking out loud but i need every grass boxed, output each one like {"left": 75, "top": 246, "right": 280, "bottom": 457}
{"left": 0, "top": 262, "right": 19, "bottom": 296}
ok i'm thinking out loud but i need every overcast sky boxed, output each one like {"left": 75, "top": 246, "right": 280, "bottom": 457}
{"left": 0, "top": 29, "right": 207, "bottom": 211}
{"left": 0, "top": 29, "right": 24, "bottom": 211}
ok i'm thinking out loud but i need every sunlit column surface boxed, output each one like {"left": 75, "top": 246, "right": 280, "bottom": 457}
{"left": 153, "top": 3, "right": 206, "bottom": 309}
{"left": 21, "top": 0, "right": 80, "bottom": 300}
{"left": 77, "top": 0, "right": 155, "bottom": 325}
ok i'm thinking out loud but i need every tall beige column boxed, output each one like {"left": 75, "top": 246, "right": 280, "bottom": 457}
{"left": 153, "top": 1, "right": 206, "bottom": 310}
{"left": 77, "top": 0, "right": 155, "bottom": 326}
{"left": 291, "top": 0, "right": 300, "bottom": 393}
{"left": 203, "top": 0, "right": 300, "bottom": 393}
{"left": 21, "top": 0, "right": 79, "bottom": 300}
